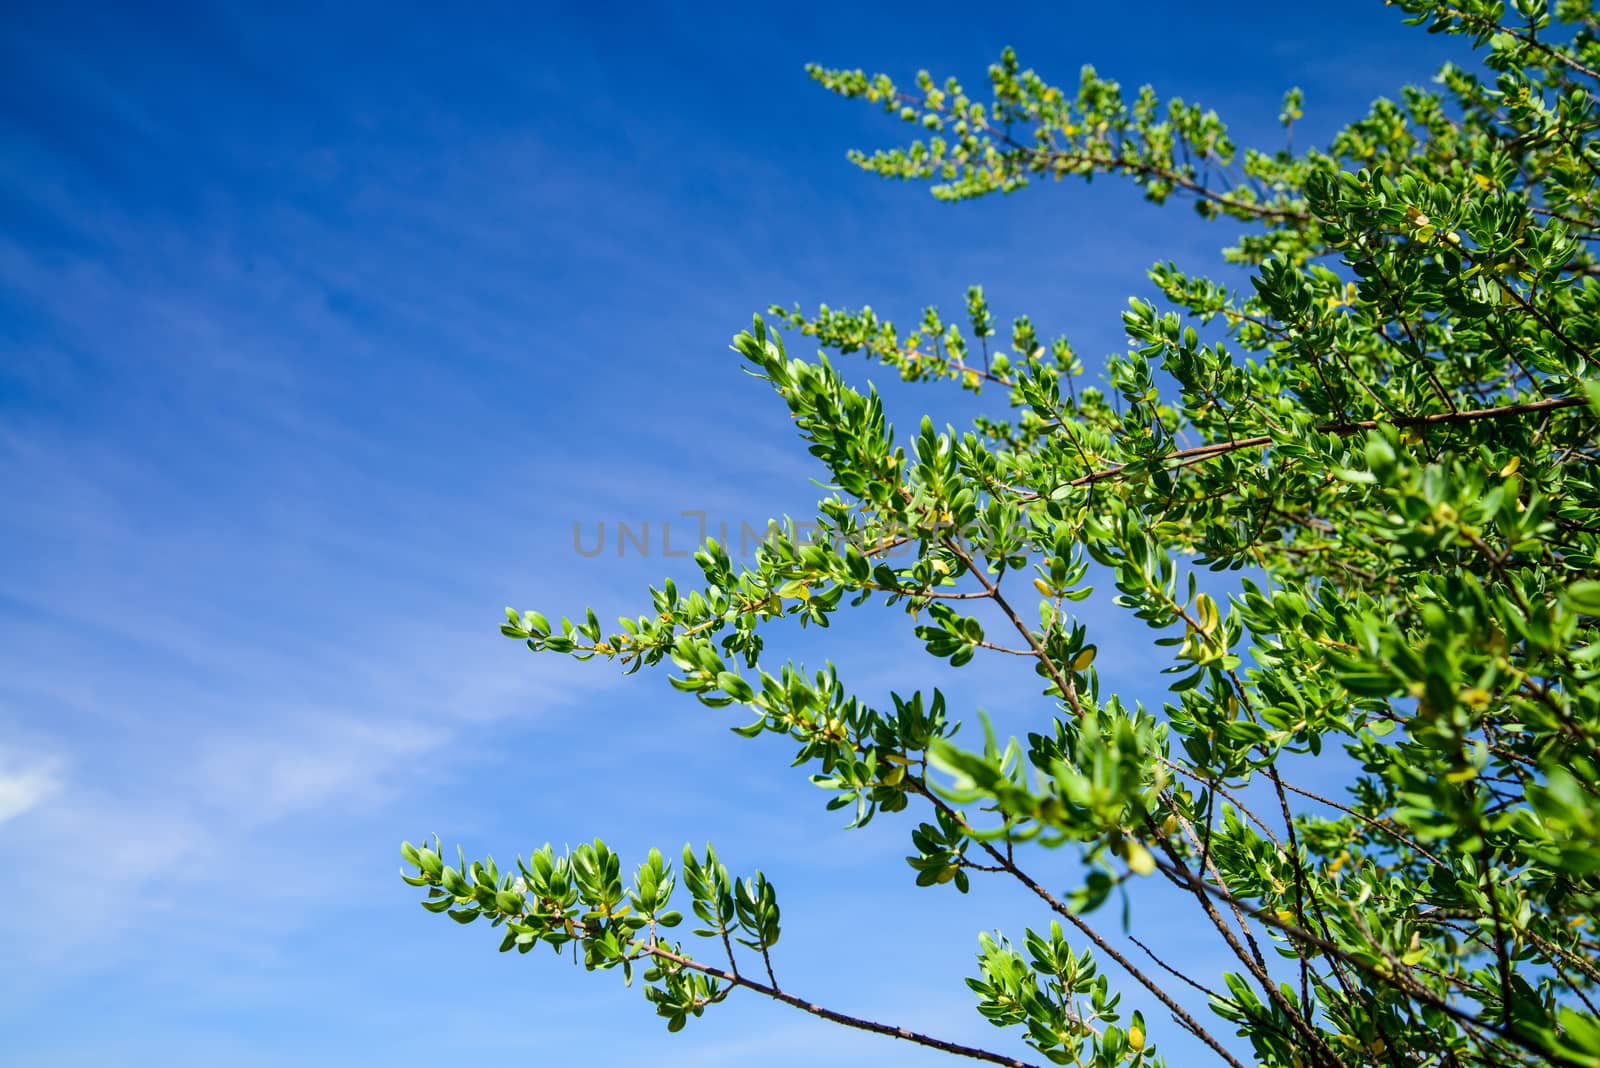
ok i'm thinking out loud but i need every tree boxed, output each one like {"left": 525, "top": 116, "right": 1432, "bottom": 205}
{"left": 402, "top": 3, "right": 1600, "bottom": 1064}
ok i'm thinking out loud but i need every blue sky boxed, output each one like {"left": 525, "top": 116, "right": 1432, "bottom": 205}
{"left": 1, "top": 3, "right": 1464, "bottom": 1064}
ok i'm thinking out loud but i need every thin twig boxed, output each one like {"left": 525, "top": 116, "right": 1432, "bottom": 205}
{"left": 636, "top": 943, "right": 1044, "bottom": 1068}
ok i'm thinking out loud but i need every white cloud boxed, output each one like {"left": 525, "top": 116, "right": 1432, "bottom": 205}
{"left": 0, "top": 754, "right": 60, "bottom": 824}
{"left": 194, "top": 713, "right": 445, "bottom": 826}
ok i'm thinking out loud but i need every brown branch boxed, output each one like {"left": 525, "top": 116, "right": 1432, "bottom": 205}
{"left": 1277, "top": 781, "right": 1449, "bottom": 870}
{"left": 1158, "top": 818, "right": 1345, "bottom": 1068}
{"left": 913, "top": 787, "right": 1249, "bottom": 1068}
{"left": 1148, "top": 855, "right": 1594, "bottom": 1068}
{"left": 941, "top": 537, "right": 1083, "bottom": 716}
{"left": 1027, "top": 147, "right": 1306, "bottom": 222}
{"left": 1439, "top": 5, "right": 1600, "bottom": 83}
{"left": 1524, "top": 926, "right": 1600, "bottom": 993}
{"left": 1480, "top": 270, "right": 1600, "bottom": 372}
{"left": 1159, "top": 758, "right": 1282, "bottom": 846}
{"left": 1051, "top": 394, "right": 1589, "bottom": 492}
{"left": 1479, "top": 843, "right": 1516, "bottom": 1015}
{"left": 799, "top": 320, "right": 1014, "bottom": 389}
{"left": 1126, "top": 933, "right": 1225, "bottom": 1000}
{"left": 891, "top": 90, "right": 1309, "bottom": 225}
{"left": 637, "top": 943, "right": 1044, "bottom": 1068}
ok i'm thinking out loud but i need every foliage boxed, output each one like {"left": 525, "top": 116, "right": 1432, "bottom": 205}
{"left": 404, "top": 3, "right": 1600, "bottom": 1065}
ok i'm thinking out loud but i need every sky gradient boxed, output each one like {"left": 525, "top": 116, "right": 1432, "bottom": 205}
{"left": 1, "top": 3, "right": 1464, "bottom": 1064}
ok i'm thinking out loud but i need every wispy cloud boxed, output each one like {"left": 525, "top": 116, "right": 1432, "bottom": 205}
{"left": 0, "top": 748, "right": 60, "bottom": 824}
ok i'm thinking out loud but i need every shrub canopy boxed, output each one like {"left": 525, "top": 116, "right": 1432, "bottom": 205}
{"left": 404, "top": 3, "right": 1600, "bottom": 1065}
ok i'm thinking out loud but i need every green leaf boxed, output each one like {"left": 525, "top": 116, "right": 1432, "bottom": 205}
{"left": 1566, "top": 580, "right": 1600, "bottom": 615}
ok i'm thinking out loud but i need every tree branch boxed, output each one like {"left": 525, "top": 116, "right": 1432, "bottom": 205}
{"left": 1050, "top": 394, "right": 1590, "bottom": 492}
{"left": 637, "top": 942, "right": 1045, "bottom": 1068}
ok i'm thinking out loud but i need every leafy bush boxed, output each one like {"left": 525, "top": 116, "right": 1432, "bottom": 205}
{"left": 405, "top": 3, "right": 1600, "bottom": 1064}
